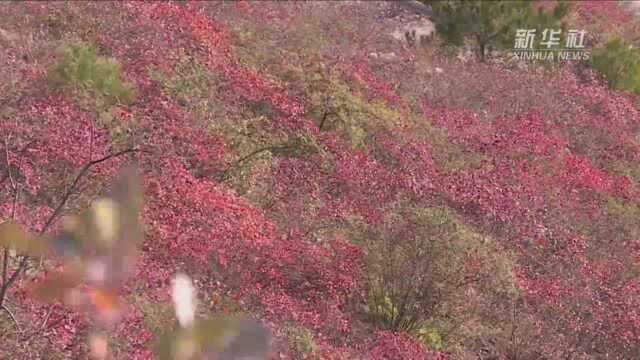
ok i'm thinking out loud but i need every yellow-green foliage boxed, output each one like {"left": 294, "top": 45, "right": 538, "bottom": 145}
{"left": 417, "top": 325, "right": 444, "bottom": 351}
{"left": 147, "top": 50, "right": 323, "bottom": 212}
{"left": 148, "top": 49, "right": 222, "bottom": 120}
{"left": 133, "top": 294, "right": 175, "bottom": 335}
{"left": 609, "top": 159, "right": 640, "bottom": 184}
{"left": 48, "top": 41, "right": 134, "bottom": 106}
{"left": 97, "top": 106, "right": 138, "bottom": 149}
{"left": 301, "top": 65, "right": 401, "bottom": 148}
{"left": 605, "top": 197, "right": 640, "bottom": 240}
{"left": 285, "top": 325, "right": 319, "bottom": 358}
{"left": 421, "top": 122, "right": 487, "bottom": 172}
{"left": 209, "top": 290, "right": 244, "bottom": 315}
{"left": 366, "top": 288, "right": 398, "bottom": 326}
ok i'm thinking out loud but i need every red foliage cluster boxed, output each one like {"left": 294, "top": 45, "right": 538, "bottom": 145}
{"left": 368, "top": 331, "right": 445, "bottom": 360}
{"left": 1, "top": 96, "right": 113, "bottom": 196}
{"left": 555, "top": 68, "right": 640, "bottom": 168}
{"left": 128, "top": 2, "right": 307, "bottom": 133}
{"left": 561, "top": 153, "right": 632, "bottom": 196}
{"left": 422, "top": 72, "right": 640, "bottom": 355}
{"left": 347, "top": 59, "right": 402, "bottom": 106}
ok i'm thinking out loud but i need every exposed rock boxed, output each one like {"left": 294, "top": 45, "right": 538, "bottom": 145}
{"left": 456, "top": 42, "right": 477, "bottom": 63}
{"left": 395, "top": 0, "right": 433, "bottom": 17}
{"left": 369, "top": 51, "right": 398, "bottom": 62}
{"left": 379, "top": 52, "right": 397, "bottom": 61}
{"left": 391, "top": 19, "right": 435, "bottom": 46}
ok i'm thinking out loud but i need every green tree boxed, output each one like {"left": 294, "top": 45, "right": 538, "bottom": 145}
{"left": 424, "top": 0, "right": 567, "bottom": 62}
{"left": 591, "top": 38, "right": 640, "bottom": 95}
{"left": 48, "top": 41, "right": 135, "bottom": 107}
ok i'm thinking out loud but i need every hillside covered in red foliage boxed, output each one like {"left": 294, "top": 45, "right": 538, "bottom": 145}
{"left": 1, "top": 1, "right": 640, "bottom": 359}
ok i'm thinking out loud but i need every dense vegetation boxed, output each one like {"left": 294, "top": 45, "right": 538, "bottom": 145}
{"left": 0, "top": 1, "right": 639, "bottom": 359}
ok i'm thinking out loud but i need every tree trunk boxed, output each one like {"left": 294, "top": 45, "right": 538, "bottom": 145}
{"left": 479, "top": 41, "right": 486, "bottom": 62}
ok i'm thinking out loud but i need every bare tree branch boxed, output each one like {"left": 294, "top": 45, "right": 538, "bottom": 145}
{"left": 1, "top": 304, "right": 21, "bottom": 333}
{"left": 4, "top": 135, "right": 15, "bottom": 189}
{"left": 18, "top": 304, "right": 53, "bottom": 342}
{"left": 0, "top": 147, "right": 144, "bottom": 306}
{"left": 0, "top": 140, "right": 34, "bottom": 188}
{"left": 40, "top": 147, "right": 143, "bottom": 235}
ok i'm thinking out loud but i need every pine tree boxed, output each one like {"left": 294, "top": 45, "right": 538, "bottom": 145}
{"left": 423, "top": 0, "right": 568, "bottom": 62}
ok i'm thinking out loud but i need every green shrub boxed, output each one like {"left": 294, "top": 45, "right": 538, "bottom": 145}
{"left": 366, "top": 288, "right": 399, "bottom": 328}
{"left": 362, "top": 206, "right": 470, "bottom": 332}
{"left": 48, "top": 41, "right": 135, "bottom": 106}
{"left": 357, "top": 202, "right": 519, "bottom": 354}
{"left": 591, "top": 38, "right": 640, "bottom": 95}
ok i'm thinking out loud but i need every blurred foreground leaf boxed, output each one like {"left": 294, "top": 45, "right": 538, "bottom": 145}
{"left": 30, "top": 264, "right": 83, "bottom": 302}
{"left": 30, "top": 166, "right": 143, "bottom": 315}
{"left": 0, "top": 220, "right": 47, "bottom": 255}
{"left": 157, "top": 315, "right": 271, "bottom": 360}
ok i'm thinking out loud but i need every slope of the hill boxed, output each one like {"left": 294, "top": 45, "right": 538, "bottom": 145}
{"left": 0, "top": 1, "right": 639, "bottom": 359}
